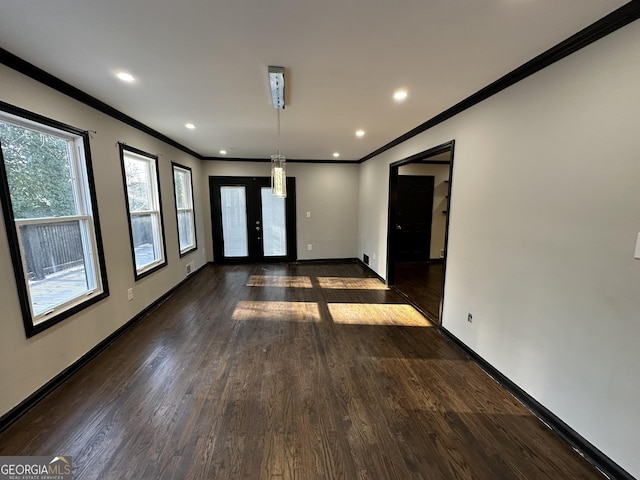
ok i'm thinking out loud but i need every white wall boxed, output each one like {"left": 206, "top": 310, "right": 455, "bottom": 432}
{"left": 0, "top": 65, "right": 208, "bottom": 417}
{"left": 398, "top": 163, "right": 450, "bottom": 259}
{"left": 358, "top": 21, "right": 640, "bottom": 478}
{"left": 200, "top": 161, "right": 359, "bottom": 261}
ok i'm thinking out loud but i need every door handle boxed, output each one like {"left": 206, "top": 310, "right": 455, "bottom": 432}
{"left": 256, "top": 226, "right": 261, "bottom": 231}
{"left": 396, "top": 224, "right": 402, "bottom": 230}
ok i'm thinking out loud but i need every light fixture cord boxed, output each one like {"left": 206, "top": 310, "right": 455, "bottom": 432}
{"left": 276, "top": 107, "right": 281, "bottom": 155}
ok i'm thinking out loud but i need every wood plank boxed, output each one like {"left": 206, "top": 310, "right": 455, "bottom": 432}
{"left": 0, "top": 262, "right": 603, "bottom": 479}
{"left": 393, "top": 261, "right": 444, "bottom": 323}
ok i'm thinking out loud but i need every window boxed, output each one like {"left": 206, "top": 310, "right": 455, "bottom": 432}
{"left": 119, "top": 144, "right": 167, "bottom": 279}
{"left": 172, "top": 163, "right": 197, "bottom": 256}
{"left": 0, "top": 103, "right": 109, "bottom": 337}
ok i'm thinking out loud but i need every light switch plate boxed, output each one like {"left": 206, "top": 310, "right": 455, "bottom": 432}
{"left": 635, "top": 233, "right": 640, "bottom": 259}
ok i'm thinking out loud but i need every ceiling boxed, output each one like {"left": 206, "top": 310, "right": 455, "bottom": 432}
{"left": 0, "top": 0, "right": 628, "bottom": 161}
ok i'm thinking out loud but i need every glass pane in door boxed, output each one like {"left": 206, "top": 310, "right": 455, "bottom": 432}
{"left": 220, "top": 186, "right": 248, "bottom": 257}
{"left": 261, "top": 187, "right": 287, "bottom": 257}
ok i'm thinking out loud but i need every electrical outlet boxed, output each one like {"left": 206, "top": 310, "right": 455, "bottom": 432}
{"left": 306, "top": 211, "right": 311, "bottom": 218}
{"left": 307, "top": 244, "right": 313, "bottom": 251}
{"left": 127, "top": 288, "right": 134, "bottom": 301}
{"left": 467, "top": 313, "right": 473, "bottom": 323}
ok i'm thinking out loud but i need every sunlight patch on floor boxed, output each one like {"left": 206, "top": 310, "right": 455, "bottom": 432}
{"left": 317, "top": 277, "right": 389, "bottom": 290}
{"left": 246, "top": 275, "right": 313, "bottom": 288}
{"left": 328, "top": 303, "right": 431, "bottom": 326}
{"left": 232, "top": 301, "right": 320, "bottom": 322}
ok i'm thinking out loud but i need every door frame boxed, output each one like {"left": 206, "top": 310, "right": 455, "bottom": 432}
{"left": 209, "top": 176, "right": 297, "bottom": 263}
{"left": 386, "top": 140, "right": 455, "bottom": 324}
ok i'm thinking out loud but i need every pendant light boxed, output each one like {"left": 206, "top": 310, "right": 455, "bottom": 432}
{"left": 269, "top": 66, "right": 286, "bottom": 198}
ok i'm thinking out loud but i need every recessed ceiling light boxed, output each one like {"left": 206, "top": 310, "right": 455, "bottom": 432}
{"left": 355, "top": 130, "right": 365, "bottom": 138}
{"left": 219, "top": 150, "right": 227, "bottom": 155}
{"left": 333, "top": 152, "right": 340, "bottom": 158}
{"left": 393, "top": 89, "right": 408, "bottom": 101}
{"left": 116, "top": 72, "right": 135, "bottom": 82}
{"left": 185, "top": 123, "right": 196, "bottom": 130}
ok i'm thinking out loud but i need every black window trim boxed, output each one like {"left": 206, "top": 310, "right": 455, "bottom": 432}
{"left": 171, "top": 162, "right": 198, "bottom": 258}
{"left": 0, "top": 101, "right": 110, "bottom": 338}
{"left": 118, "top": 143, "right": 168, "bottom": 281}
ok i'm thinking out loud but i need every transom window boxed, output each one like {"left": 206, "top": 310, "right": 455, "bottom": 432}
{"left": 0, "top": 103, "right": 109, "bottom": 337}
{"left": 172, "top": 163, "right": 197, "bottom": 256}
{"left": 119, "top": 144, "right": 167, "bottom": 279}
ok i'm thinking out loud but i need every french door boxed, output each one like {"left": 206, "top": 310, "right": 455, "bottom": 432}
{"left": 210, "top": 176, "right": 296, "bottom": 263}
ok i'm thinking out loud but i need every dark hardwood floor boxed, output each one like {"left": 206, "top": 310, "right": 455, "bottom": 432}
{"left": 393, "top": 261, "right": 444, "bottom": 324}
{"left": 0, "top": 262, "right": 602, "bottom": 479}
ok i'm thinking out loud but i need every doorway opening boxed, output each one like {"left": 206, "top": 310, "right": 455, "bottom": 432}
{"left": 210, "top": 176, "right": 297, "bottom": 263}
{"left": 387, "top": 141, "right": 454, "bottom": 325}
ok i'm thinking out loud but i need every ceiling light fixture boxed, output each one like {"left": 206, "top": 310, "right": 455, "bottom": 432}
{"left": 333, "top": 152, "right": 340, "bottom": 158}
{"left": 355, "top": 129, "right": 365, "bottom": 138}
{"left": 268, "top": 66, "right": 285, "bottom": 109}
{"left": 116, "top": 72, "right": 135, "bottom": 82}
{"left": 219, "top": 150, "right": 227, "bottom": 155}
{"left": 269, "top": 66, "right": 286, "bottom": 198}
{"left": 185, "top": 123, "right": 195, "bottom": 129}
{"left": 393, "top": 89, "right": 408, "bottom": 101}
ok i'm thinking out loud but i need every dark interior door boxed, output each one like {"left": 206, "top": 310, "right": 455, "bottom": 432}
{"left": 395, "top": 175, "right": 434, "bottom": 261}
{"left": 210, "top": 176, "right": 296, "bottom": 263}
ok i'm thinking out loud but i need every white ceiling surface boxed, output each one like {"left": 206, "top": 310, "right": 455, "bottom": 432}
{"left": 0, "top": 0, "right": 627, "bottom": 160}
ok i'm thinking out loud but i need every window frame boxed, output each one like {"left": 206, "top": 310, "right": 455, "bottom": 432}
{"left": 119, "top": 144, "right": 168, "bottom": 280}
{"left": 0, "top": 101, "right": 109, "bottom": 338}
{"left": 171, "top": 162, "right": 197, "bottom": 257}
